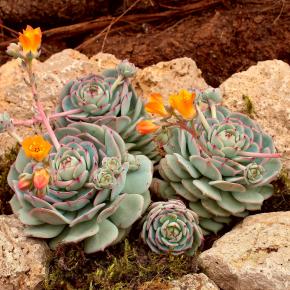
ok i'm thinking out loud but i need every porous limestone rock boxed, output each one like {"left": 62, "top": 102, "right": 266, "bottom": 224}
{"left": 198, "top": 212, "right": 290, "bottom": 290}
{"left": 169, "top": 273, "right": 220, "bottom": 290}
{"left": 220, "top": 60, "right": 290, "bottom": 171}
{"left": 133, "top": 57, "right": 208, "bottom": 100}
{"left": 0, "top": 214, "right": 50, "bottom": 289}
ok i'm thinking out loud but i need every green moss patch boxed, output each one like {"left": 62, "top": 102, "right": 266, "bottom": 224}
{"left": 45, "top": 234, "right": 198, "bottom": 290}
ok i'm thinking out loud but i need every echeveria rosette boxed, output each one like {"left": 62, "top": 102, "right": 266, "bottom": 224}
{"left": 152, "top": 88, "right": 282, "bottom": 234}
{"left": 141, "top": 200, "right": 203, "bottom": 256}
{"left": 54, "top": 65, "right": 160, "bottom": 162}
{"left": 8, "top": 123, "right": 153, "bottom": 253}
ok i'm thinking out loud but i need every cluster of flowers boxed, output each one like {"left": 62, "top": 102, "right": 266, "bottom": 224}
{"left": 0, "top": 25, "right": 282, "bottom": 256}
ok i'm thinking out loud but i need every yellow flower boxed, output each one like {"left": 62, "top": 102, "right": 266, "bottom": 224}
{"left": 22, "top": 135, "right": 51, "bottom": 162}
{"left": 145, "top": 93, "right": 170, "bottom": 117}
{"left": 136, "top": 120, "right": 160, "bottom": 135}
{"left": 169, "top": 89, "right": 196, "bottom": 120}
{"left": 19, "top": 25, "right": 42, "bottom": 54}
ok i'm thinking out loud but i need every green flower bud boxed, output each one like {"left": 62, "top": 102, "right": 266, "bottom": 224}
{"left": 6, "top": 43, "right": 21, "bottom": 58}
{"left": 117, "top": 60, "right": 136, "bottom": 78}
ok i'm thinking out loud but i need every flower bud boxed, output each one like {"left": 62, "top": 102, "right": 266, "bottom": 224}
{"left": 33, "top": 168, "right": 50, "bottom": 190}
{"left": 6, "top": 43, "right": 21, "bottom": 58}
{"left": 117, "top": 60, "right": 136, "bottom": 78}
{"left": 18, "top": 174, "right": 32, "bottom": 191}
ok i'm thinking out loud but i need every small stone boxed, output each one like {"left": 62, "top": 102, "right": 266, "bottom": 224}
{"left": 0, "top": 214, "right": 50, "bottom": 289}
{"left": 198, "top": 212, "right": 290, "bottom": 290}
{"left": 169, "top": 273, "right": 220, "bottom": 290}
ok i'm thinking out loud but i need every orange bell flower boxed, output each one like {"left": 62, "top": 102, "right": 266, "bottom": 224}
{"left": 33, "top": 168, "right": 50, "bottom": 190}
{"left": 145, "top": 93, "right": 170, "bottom": 117}
{"left": 19, "top": 25, "right": 42, "bottom": 54}
{"left": 22, "top": 135, "right": 51, "bottom": 162}
{"left": 136, "top": 120, "right": 160, "bottom": 135}
{"left": 169, "top": 89, "right": 196, "bottom": 120}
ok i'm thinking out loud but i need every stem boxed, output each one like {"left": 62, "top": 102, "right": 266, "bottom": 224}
{"left": 110, "top": 75, "right": 123, "bottom": 94}
{"left": 209, "top": 100, "right": 217, "bottom": 119}
{"left": 36, "top": 101, "right": 60, "bottom": 150}
{"left": 12, "top": 108, "right": 84, "bottom": 127}
{"left": 49, "top": 108, "right": 83, "bottom": 119}
{"left": 13, "top": 118, "right": 40, "bottom": 126}
{"left": 25, "top": 59, "right": 60, "bottom": 151}
{"left": 196, "top": 102, "right": 210, "bottom": 133}
{"left": 7, "top": 129, "right": 23, "bottom": 143}
{"left": 239, "top": 151, "right": 282, "bottom": 158}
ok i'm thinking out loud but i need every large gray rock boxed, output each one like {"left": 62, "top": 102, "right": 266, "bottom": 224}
{"left": 220, "top": 60, "right": 290, "bottom": 171}
{"left": 198, "top": 212, "right": 290, "bottom": 290}
{"left": 169, "top": 273, "right": 220, "bottom": 290}
{"left": 0, "top": 215, "right": 50, "bottom": 289}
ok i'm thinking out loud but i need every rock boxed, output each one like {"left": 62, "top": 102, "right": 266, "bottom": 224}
{"left": 0, "top": 49, "right": 120, "bottom": 156}
{"left": 0, "top": 0, "right": 109, "bottom": 25}
{"left": 0, "top": 214, "right": 50, "bottom": 289}
{"left": 133, "top": 57, "right": 208, "bottom": 100}
{"left": 220, "top": 60, "right": 290, "bottom": 171}
{"left": 169, "top": 273, "right": 220, "bottom": 290}
{"left": 198, "top": 212, "right": 290, "bottom": 290}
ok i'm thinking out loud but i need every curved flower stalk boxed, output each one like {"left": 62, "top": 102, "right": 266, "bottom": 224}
{"left": 54, "top": 62, "right": 160, "bottom": 162}
{"left": 152, "top": 88, "right": 282, "bottom": 234}
{"left": 8, "top": 123, "right": 153, "bottom": 253}
{"left": 141, "top": 200, "right": 203, "bottom": 256}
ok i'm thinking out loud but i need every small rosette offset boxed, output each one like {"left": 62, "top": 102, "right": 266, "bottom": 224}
{"left": 141, "top": 200, "right": 203, "bottom": 256}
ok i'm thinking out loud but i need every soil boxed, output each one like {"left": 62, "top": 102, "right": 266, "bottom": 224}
{"left": 1, "top": 1, "right": 289, "bottom": 87}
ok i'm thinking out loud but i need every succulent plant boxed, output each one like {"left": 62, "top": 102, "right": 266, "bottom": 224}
{"left": 54, "top": 62, "right": 160, "bottom": 162}
{"left": 8, "top": 123, "right": 153, "bottom": 253}
{"left": 141, "top": 199, "right": 203, "bottom": 255}
{"left": 0, "top": 112, "right": 12, "bottom": 133}
{"left": 151, "top": 88, "right": 282, "bottom": 234}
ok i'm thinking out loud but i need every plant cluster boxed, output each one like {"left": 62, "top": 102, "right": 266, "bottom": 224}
{"left": 0, "top": 25, "right": 282, "bottom": 260}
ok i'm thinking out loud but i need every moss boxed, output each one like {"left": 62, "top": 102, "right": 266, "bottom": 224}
{"left": 273, "top": 168, "right": 290, "bottom": 196}
{"left": 45, "top": 234, "right": 198, "bottom": 290}
{"left": 0, "top": 146, "right": 19, "bottom": 214}
{"left": 242, "top": 95, "right": 255, "bottom": 117}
